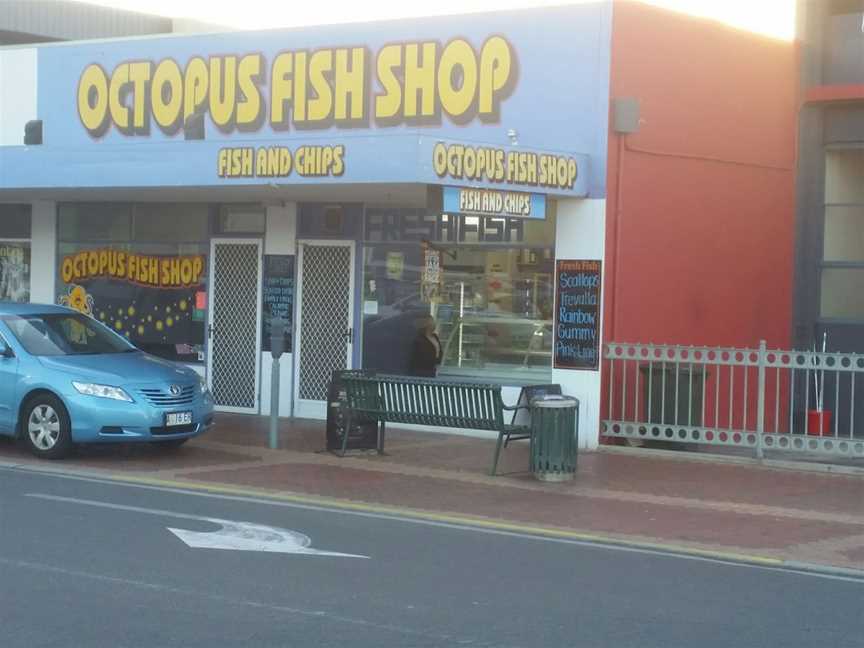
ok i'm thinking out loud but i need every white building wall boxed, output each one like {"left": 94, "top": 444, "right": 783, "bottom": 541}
{"left": 553, "top": 198, "right": 607, "bottom": 450}
{"left": 260, "top": 202, "right": 297, "bottom": 417}
{"left": 0, "top": 48, "right": 37, "bottom": 147}
{"left": 30, "top": 201, "right": 56, "bottom": 304}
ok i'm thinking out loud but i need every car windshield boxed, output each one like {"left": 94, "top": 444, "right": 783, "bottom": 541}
{"left": 4, "top": 313, "right": 136, "bottom": 356}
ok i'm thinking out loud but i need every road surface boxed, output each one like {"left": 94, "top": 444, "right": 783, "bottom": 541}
{"left": 1, "top": 465, "right": 862, "bottom": 647}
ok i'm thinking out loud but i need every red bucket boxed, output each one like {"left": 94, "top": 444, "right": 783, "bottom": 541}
{"left": 806, "top": 410, "right": 832, "bottom": 436}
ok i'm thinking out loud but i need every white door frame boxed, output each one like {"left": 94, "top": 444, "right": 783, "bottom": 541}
{"left": 207, "top": 237, "right": 263, "bottom": 414}
{"left": 294, "top": 239, "right": 356, "bottom": 419}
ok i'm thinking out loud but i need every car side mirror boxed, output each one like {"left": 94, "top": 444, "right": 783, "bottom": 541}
{"left": 0, "top": 340, "right": 12, "bottom": 358}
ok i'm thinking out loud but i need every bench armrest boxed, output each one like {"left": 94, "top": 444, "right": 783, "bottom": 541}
{"left": 502, "top": 404, "right": 528, "bottom": 412}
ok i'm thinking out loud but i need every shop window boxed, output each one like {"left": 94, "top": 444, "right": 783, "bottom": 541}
{"left": 298, "top": 203, "right": 363, "bottom": 238}
{"left": 57, "top": 203, "right": 210, "bottom": 364}
{"left": 362, "top": 208, "right": 556, "bottom": 382}
{"left": 58, "top": 204, "right": 133, "bottom": 241}
{"left": 134, "top": 204, "right": 210, "bottom": 241}
{"left": 0, "top": 204, "right": 32, "bottom": 303}
{"left": 0, "top": 204, "right": 32, "bottom": 239}
{"left": 218, "top": 206, "right": 266, "bottom": 234}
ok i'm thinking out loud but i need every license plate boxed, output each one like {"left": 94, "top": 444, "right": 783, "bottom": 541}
{"left": 165, "top": 411, "right": 193, "bottom": 427}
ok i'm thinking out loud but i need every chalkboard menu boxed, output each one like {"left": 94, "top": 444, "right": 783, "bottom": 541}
{"left": 553, "top": 259, "right": 602, "bottom": 370}
{"left": 261, "top": 254, "right": 295, "bottom": 353}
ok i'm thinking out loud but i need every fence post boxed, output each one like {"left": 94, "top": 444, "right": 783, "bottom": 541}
{"left": 755, "top": 339, "right": 767, "bottom": 460}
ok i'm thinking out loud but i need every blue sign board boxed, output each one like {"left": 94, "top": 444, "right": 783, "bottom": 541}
{"left": 443, "top": 186, "right": 546, "bottom": 219}
{"left": 0, "top": 3, "right": 612, "bottom": 198}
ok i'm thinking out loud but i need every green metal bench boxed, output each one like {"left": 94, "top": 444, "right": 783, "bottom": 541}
{"left": 339, "top": 372, "right": 529, "bottom": 475}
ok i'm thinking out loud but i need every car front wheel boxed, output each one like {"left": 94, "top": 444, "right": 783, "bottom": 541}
{"left": 22, "top": 395, "right": 73, "bottom": 459}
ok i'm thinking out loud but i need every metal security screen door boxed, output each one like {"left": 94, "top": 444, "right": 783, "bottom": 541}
{"left": 295, "top": 241, "right": 355, "bottom": 419}
{"left": 207, "top": 239, "right": 263, "bottom": 413}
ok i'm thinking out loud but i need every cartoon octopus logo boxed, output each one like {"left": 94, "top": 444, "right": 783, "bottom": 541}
{"left": 59, "top": 284, "right": 95, "bottom": 316}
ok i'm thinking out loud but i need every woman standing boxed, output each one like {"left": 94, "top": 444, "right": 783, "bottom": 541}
{"left": 409, "top": 315, "right": 442, "bottom": 377}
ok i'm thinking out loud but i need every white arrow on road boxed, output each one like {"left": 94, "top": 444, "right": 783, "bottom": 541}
{"left": 167, "top": 518, "right": 366, "bottom": 556}
{"left": 27, "top": 493, "right": 368, "bottom": 558}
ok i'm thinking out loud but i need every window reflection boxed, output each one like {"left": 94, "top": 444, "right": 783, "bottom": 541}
{"left": 362, "top": 208, "right": 556, "bottom": 382}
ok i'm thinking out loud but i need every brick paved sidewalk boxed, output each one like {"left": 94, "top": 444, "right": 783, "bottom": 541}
{"left": 2, "top": 413, "right": 863, "bottom": 570}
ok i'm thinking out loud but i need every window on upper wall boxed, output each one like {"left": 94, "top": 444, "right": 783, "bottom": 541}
{"left": 820, "top": 149, "right": 864, "bottom": 319}
{"left": 0, "top": 204, "right": 32, "bottom": 303}
{"left": 824, "top": 2, "right": 864, "bottom": 85}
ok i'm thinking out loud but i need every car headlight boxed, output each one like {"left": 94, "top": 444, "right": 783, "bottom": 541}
{"left": 198, "top": 376, "right": 209, "bottom": 395}
{"left": 72, "top": 382, "right": 133, "bottom": 402}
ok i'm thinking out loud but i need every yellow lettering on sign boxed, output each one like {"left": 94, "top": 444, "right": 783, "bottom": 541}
{"left": 76, "top": 36, "right": 518, "bottom": 137}
{"left": 108, "top": 63, "right": 131, "bottom": 131}
{"left": 478, "top": 36, "right": 513, "bottom": 120}
{"left": 334, "top": 48, "right": 365, "bottom": 122}
{"left": 375, "top": 45, "right": 402, "bottom": 122}
{"left": 237, "top": 54, "right": 264, "bottom": 130}
{"left": 78, "top": 64, "right": 110, "bottom": 136}
{"left": 270, "top": 52, "right": 294, "bottom": 130}
{"left": 151, "top": 59, "right": 183, "bottom": 133}
{"left": 209, "top": 56, "right": 237, "bottom": 131}
{"left": 308, "top": 50, "right": 334, "bottom": 123}
{"left": 128, "top": 61, "right": 152, "bottom": 132}
{"left": 404, "top": 42, "right": 437, "bottom": 119}
{"left": 438, "top": 39, "right": 477, "bottom": 120}
{"left": 184, "top": 57, "right": 209, "bottom": 120}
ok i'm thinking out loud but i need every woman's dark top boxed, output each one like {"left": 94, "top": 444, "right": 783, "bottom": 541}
{"left": 409, "top": 333, "right": 442, "bottom": 377}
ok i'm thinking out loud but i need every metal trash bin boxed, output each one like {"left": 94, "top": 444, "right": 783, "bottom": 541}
{"left": 530, "top": 395, "right": 579, "bottom": 482}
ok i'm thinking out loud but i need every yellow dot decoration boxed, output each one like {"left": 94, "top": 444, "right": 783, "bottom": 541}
{"left": 166, "top": 317, "right": 174, "bottom": 328}
{"left": 147, "top": 315, "right": 152, "bottom": 322}
{"left": 137, "top": 325, "right": 145, "bottom": 335}
{"left": 155, "top": 321, "right": 164, "bottom": 332}
{"left": 99, "top": 311, "right": 106, "bottom": 320}
{"left": 117, "top": 308, "right": 123, "bottom": 315}
{"left": 165, "top": 306, "right": 172, "bottom": 314}
{"left": 124, "top": 331, "right": 130, "bottom": 338}
{"left": 179, "top": 299, "right": 188, "bottom": 311}
{"left": 127, "top": 306, "right": 136, "bottom": 316}
{"left": 114, "top": 320, "right": 123, "bottom": 331}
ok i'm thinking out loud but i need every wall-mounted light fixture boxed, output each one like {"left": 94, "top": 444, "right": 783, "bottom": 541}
{"left": 24, "top": 120, "right": 43, "bottom": 145}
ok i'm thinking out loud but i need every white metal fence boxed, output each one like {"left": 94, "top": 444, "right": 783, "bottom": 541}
{"left": 602, "top": 342, "right": 864, "bottom": 460}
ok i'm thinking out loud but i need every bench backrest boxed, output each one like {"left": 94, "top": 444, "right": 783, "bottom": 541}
{"left": 342, "top": 374, "right": 505, "bottom": 431}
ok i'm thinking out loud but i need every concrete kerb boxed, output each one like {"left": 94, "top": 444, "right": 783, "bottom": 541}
{"left": 599, "top": 444, "right": 864, "bottom": 477}
{"left": 3, "top": 460, "right": 864, "bottom": 582}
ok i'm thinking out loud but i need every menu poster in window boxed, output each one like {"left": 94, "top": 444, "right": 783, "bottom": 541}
{"left": 420, "top": 247, "right": 442, "bottom": 303}
{"left": 261, "top": 254, "right": 294, "bottom": 353}
{"left": 0, "top": 243, "right": 30, "bottom": 303}
{"left": 553, "top": 259, "right": 601, "bottom": 370}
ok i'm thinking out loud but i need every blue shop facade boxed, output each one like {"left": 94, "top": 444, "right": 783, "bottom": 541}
{"left": 0, "top": 3, "right": 613, "bottom": 446}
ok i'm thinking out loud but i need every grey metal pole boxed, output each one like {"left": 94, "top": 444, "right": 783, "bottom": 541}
{"left": 755, "top": 339, "right": 767, "bottom": 461}
{"left": 268, "top": 316, "right": 286, "bottom": 450}
{"left": 269, "top": 356, "right": 280, "bottom": 450}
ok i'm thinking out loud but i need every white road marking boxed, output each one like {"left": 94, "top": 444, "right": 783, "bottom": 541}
{"left": 13, "top": 467, "right": 864, "bottom": 584}
{"left": 25, "top": 493, "right": 367, "bottom": 558}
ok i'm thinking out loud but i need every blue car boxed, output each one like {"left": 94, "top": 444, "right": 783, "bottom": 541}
{"left": 0, "top": 303, "right": 214, "bottom": 459}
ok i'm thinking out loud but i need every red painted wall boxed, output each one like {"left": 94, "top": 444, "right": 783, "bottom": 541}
{"left": 605, "top": 1, "right": 797, "bottom": 350}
